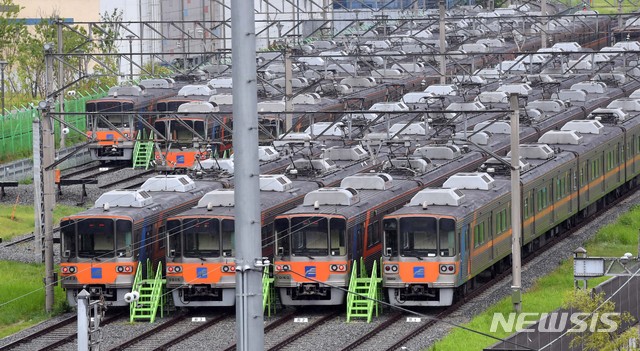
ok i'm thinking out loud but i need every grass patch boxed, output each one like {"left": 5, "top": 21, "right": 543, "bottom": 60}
{"left": 0, "top": 204, "right": 86, "bottom": 241}
{"left": 561, "top": 0, "right": 639, "bottom": 14}
{"left": 430, "top": 206, "right": 640, "bottom": 351}
{"left": 0, "top": 261, "right": 68, "bottom": 339}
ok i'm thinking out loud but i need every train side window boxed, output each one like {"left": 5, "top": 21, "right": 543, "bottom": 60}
{"left": 167, "top": 220, "right": 181, "bottom": 258}
{"left": 439, "top": 218, "right": 456, "bottom": 257}
{"left": 523, "top": 197, "right": 529, "bottom": 219}
{"left": 115, "top": 220, "right": 133, "bottom": 257}
{"left": 474, "top": 222, "right": 485, "bottom": 248}
{"left": 262, "top": 224, "right": 274, "bottom": 250}
{"left": 580, "top": 165, "right": 585, "bottom": 186}
{"left": 367, "top": 221, "right": 380, "bottom": 248}
{"left": 221, "top": 219, "right": 235, "bottom": 257}
{"left": 383, "top": 219, "right": 398, "bottom": 256}
{"left": 330, "top": 218, "right": 346, "bottom": 256}
{"left": 275, "top": 218, "right": 290, "bottom": 256}
{"left": 61, "top": 220, "right": 76, "bottom": 258}
{"left": 158, "top": 225, "right": 166, "bottom": 250}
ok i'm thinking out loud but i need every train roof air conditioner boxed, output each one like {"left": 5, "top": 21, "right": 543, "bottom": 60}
{"left": 510, "top": 144, "right": 555, "bottom": 159}
{"left": 473, "top": 121, "right": 511, "bottom": 134}
{"left": 139, "top": 78, "right": 174, "bottom": 89}
{"left": 95, "top": 189, "right": 153, "bottom": 208}
{"left": 409, "top": 188, "right": 465, "bottom": 207}
{"left": 538, "top": 130, "right": 582, "bottom": 145}
{"left": 324, "top": 145, "right": 368, "bottom": 161}
{"left": 303, "top": 187, "right": 359, "bottom": 206}
{"left": 413, "top": 145, "right": 462, "bottom": 160}
{"left": 561, "top": 120, "right": 604, "bottom": 135}
{"left": 259, "top": 174, "right": 293, "bottom": 192}
{"left": 178, "top": 85, "right": 216, "bottom": 97}
{"left": 443, "top": 172, "right": 495, "bottom": 190}
{"left": 141, "top": 175, "right": 197, "bottom": 192}
{"left": 197, "top": 189, "right": 235, "bottom": 207}
{"left": 340, "top": 173, "right": 393, "bottom": 190}
{"left": 177, "top": 101, "right": 219, "bottom": 113}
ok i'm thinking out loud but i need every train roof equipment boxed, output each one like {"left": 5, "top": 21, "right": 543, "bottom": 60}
{"left": 94, "top": 189, "right": 153, "bottom": 209}
{"left": 176, "top": 101, "right": 219, "bottom": 113}
{"left": 302, "top": 187, "right": 359, "bottom": 206}
{"left": 408, "top": 188, "right": 465, "bottom": 207}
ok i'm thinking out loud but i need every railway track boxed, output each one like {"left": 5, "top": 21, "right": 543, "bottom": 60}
{"left": 106, "top": 312, "right": 231, "bottom": 351}
{"left": 1, "top": 227, "right": 59, "bottom": 248}
{"left": 264, "top": 311, "right": 342, "bottom": 351}
{"left": 220, "top": 311, "right": 297, "bottom": 351}
{"left": 98, "top": 169, "right": 156, "bottom": 189}
{"left": 0, "top": 312, "right": 126, "bottom": 351}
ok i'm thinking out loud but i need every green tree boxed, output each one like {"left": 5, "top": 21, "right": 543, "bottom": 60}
{"left": 563, "top": 288, "right": 637, "bottom": 351}
{"left": 0, "top": 0, "right": 26, "bottom": 106}
{"left": 87, "top": 9, "right": 123, "bottom": 89}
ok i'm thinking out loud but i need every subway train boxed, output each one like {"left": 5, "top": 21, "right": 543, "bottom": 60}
{"left": 381, "top": 97, "right": 640, "bottom": 306}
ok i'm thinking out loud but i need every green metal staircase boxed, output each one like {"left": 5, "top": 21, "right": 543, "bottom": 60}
{"left": 263, "top": 266, "right": 276, "bottom": 317}
{"left": 346, "top": 258, "right": 382, "bottom": 323}
{"left": 132, "top": 132, "right": 155, "bottom": 169}
{"left": 130, "top": 260, "right": 165, "bottom": 323}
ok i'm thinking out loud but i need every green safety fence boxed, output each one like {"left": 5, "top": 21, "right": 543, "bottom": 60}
{"left": 0, "top": 87, "right": 108, "bottom": 162}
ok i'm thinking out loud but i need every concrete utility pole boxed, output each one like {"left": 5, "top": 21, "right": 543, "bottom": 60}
{"left": 57, "top": 20, "right": 66, "bottom": 148}
{"left": 231, "top": 1, "right": 264, "bottom": 350}
{"left": 43, "top": 46, "right": 56, "bottom": 313}
{"left": 438, "top": 0, "right": 446, "bottom": 85}
{"left": 509, "top": 93, "right": 522, "bottom": 313}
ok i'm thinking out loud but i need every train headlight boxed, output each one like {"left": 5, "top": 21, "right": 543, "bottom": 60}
{"left": 330, "top": 264, "right": 347, "bottom": 272}
{"left": 439, "top": 264, "right": 456, "bottom": 274}
{"left": 167, "top": 265, "right": 182, "bottom": 273}
{"left": 384, "top": 264, "right": 399, "bottom": 273}
{"left": 222, "top": 265, "right": 236, "bottom": 273}
{"left": 61, "top": 266, "right": 76, "bottom": 274}
{"left": 275, "top": 265, "right": 291, "bottom": 272}
{"left": 116, "top": 265, "right": 134, "bottom": 273}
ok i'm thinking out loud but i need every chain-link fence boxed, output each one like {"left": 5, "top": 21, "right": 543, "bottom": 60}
{"left": 0, "top": 87, "right": 108, "bottom": 163}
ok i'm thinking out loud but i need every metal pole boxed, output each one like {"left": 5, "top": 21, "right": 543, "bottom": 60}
{"left": 619, "top": 0, "right": 624, "bottom": 29}
{"left": 438, "top": 0, "right": 446, "bottom": 85}
{"left": 0, "top": 62, "right": 5, "bottom": 116}
{"left": 284, "top": 48, "right": 293, "bottom": 131}
{"left": 509, "top": 93, "right": 522, "bottom": 313}
{"left": 541, "top": 0, "right": 548, "bottom": 49}
{"left": 127, "top": 35, "right": 134, "bottom": 81}
{"left": 57, "top": 19, "right": 66, "bottom": 148}
{"left": 231, "top": 1, "right": 264, "bottom": 350}
{"left": 77, "top": 290, "right": 89, "bottom": 351}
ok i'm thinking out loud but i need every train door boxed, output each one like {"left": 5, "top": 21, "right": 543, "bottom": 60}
{"left": 617, "top": 143, "right": 622, "bottom": 183}
{"left": 523, "top": 192, "right": 531, "bottom": 241}
{"left": 459, "top": 224, "right": 470, "bottom": 281}
{"left": 581, "top": 161, "right": 589, "bottom": 203}
{"left": 352, "top": 224, "right": 364, "bottom": 261}
{"left": 137, "top": 224, "right": 153, "bottom": 276}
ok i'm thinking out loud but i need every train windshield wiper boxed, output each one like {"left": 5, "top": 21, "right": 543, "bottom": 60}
{"left": 403, "top": 254, "right": 423, "bottom": 260}
{"left": 294, "top": 253, "right": 315, "bottom": 260}
{"left": 199, "top": 257, "right": 207, "bottom": 261}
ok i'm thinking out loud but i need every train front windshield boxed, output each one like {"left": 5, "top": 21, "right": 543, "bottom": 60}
{"left": 383, "top": 217, "right": 456, "bottom": 258}
{"left": 87, "top": 101, "right": 134, "bottom": 129}
{"left": 275, "top": 217, "right": 346, "bottom": 257}
{"left": 61, "top": 219, "right": 133, "bottom": 259}
{"left": 154, "top": 119, "right": 206, "bottom": 147}
{"left": 167, "top": 218, "right": 235, "bottom": 258}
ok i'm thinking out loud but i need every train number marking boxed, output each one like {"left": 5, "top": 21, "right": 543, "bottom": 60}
{"left": 294, "top": 317, "right": 309, "bottom": 323}
{"left": 406, "top": 317, "right": 422, "bottom": 323}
